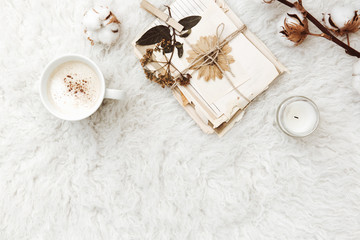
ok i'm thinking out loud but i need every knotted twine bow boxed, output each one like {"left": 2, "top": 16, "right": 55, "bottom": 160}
{"left": 173, "top": 23, "right": 251, "bottom": 103}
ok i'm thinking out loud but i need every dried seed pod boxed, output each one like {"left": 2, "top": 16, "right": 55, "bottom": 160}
{"left": 278, "top": 9, "right": 309, "bottom": 46}
{"left": 82, "top": 6, "right": 121, "bottom": 46}
{"left": 323, "top": 6, "right": 360, "bottom": 36}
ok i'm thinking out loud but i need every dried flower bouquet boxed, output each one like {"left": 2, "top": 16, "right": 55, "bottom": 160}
{"left": 136, "top": 6, "right": 201, "bottom": 88}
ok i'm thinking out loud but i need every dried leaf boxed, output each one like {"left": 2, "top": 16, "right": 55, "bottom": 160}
{"left": 178, "top": 16, "right": 202, "bottom": 30}
{"left": 179, "top": 29, "right": 192, "bottom": 38}
{"left": 177, "top": 45, "right": 184, "bottom": 58}
{"left": 136, "top": 25, "right": 171, "bottom": 46}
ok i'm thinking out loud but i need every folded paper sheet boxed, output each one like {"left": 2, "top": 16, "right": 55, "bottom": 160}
{"left": 134, "top": 0, "right": 287, "bottom": 136}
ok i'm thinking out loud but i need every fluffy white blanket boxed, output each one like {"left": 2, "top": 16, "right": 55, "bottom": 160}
{"left": 1, "top": 0, "right": 360, "bottom": 239}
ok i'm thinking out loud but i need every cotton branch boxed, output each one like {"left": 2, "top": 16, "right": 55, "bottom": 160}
{"left": 272, "top": 0, "right": 360, "bottom": 58}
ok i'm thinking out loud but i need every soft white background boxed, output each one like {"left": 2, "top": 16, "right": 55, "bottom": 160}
{"left": 1, "top": 0, "right": 360, "bottom": 239}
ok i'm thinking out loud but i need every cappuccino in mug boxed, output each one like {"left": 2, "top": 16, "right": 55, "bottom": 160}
{"left": 48, "top": 61, "right": 101, "bottom": 116}
{"left": 40, "top": 55, "right": 125, "bottom": 121}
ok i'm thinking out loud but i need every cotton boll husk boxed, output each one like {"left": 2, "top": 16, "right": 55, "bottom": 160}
{"left": 285, "top": 8, "right": 305, "bottom": 22}
{"left": 276, "top": 9, "right": 305, "bottom": 47}
{"left": 323, "top": 13, "right": 336, "bottom": 31}
{"left": 277, "top": 35, "right": 294, "bottom": 47}
{"left": 82, "top": 9, "right": 101, "bottom": 31}
{"left": 107, "top": 22, "right": 120, "bottom": 33}
{"left": 276, "top": 18, "right": 294, "bottom": 47}
{"left": 250, "top": 0, "right": 271, "bottom": 4}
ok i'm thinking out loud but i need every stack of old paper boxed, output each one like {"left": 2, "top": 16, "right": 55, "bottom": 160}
{"left": 134, "top": 0, "right": 286, "bottom": 137}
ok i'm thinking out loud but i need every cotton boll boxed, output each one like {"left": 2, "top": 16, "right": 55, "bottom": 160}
{"left": 276, "top": 9, "right": 309, "bottom": 46}
{"left": 83, "top": 9, "right": 102, "bottom": 31}
{"left": 323, "top": 6, "right": 360, "bottom": 36}
{"left": 86, "top": 30, "right": 99, "bottom": 43}
{"left": 82, "top": 6, "right": 121, "bottom": 46}
{"left": 329, "top": 6, "right": 354, "bottom": 29}
{"left": 97, "top": 27, "right": 119, "bottom": 46}
{"left": 107, "top": 22, "right": 120, "bottom": 34}
{"left": 93, "top": 6, "right": 111, "bottom": 20}
{"left": 276, "top": 18, "right": 295, "bottom": 47}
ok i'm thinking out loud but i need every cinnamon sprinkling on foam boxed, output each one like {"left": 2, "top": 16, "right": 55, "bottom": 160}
{"left": 63, "top": 75, "right": 90, "bottom": 96}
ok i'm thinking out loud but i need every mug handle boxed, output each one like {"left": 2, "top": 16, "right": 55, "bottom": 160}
{"left": 105, "top": 88, "right": 126, "bottom": 100}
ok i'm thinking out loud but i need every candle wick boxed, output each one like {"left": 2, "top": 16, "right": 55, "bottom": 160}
{"left": 294, "top": 116, "right": 299, "bottom": 119}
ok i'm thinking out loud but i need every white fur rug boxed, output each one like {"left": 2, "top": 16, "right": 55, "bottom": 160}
{"left": 1, "top": 0, "right": 360, "bottom": 239}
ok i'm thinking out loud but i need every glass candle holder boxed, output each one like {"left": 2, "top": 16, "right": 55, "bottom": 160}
{"left": 276, "top": 96, "right": 320, "bottom": 137}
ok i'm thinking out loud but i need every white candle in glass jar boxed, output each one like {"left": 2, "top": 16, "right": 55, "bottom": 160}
{"left": 277, "top": 96, "right": 320, "bottom": 137}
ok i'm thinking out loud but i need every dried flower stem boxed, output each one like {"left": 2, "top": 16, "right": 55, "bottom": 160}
{"left": 138, "top": 6, "right": 195, "bottom": 88}
{"left": 346, "top": 34, "right": 350, "bottom": 46}
{"left": 166, "top": 6, "right": 177, "bottom": 72}
{"left": 275, "top": 0, "right": 360, "bottom": 58}
{"left": 308, "top": 32, "right": 329, "bottom": 39}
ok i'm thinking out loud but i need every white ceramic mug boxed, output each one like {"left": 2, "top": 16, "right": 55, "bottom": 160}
{"left": 40, "top": 54, "right": 125, "bottom": 121}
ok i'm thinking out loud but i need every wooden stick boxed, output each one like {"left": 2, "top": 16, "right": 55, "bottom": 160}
{"left": 140, "top": 0, "right": 184, "bottom": 32}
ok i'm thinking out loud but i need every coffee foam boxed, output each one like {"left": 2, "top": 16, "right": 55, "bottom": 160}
{"left": 48, "top": 61, "right": 101, "bottom": 116}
